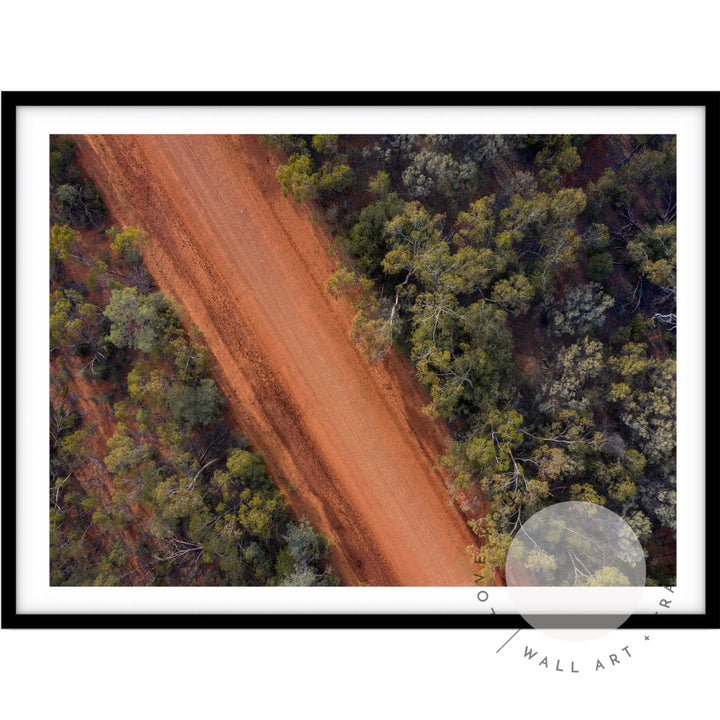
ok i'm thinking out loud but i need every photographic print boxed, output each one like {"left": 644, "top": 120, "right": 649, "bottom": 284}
{"left": 49, "top": 131, "right": 677, "bottom": 587}
{"left": 4, "top": 94, "right": 715, "bottom": 627}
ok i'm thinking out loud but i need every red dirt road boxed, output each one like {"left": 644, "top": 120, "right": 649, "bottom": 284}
{"left": 77, "top": 135, "right": 480, "bottom": 586}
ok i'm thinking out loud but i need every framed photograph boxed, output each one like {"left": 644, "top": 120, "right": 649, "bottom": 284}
{"left": 2, "top": 91, "right": 716, "bottom": 629}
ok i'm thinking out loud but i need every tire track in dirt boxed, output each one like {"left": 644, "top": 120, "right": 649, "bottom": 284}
{"left": 76, "top": 135, "right": 480, "bottom": 586}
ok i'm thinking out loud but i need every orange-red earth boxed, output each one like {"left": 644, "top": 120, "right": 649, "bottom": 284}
{"left": 77, "top": 135, "right": 481, "bottom": 586}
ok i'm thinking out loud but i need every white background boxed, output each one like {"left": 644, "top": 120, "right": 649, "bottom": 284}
{"left": 1, "top": 1, "right": 717, "bottom": 717}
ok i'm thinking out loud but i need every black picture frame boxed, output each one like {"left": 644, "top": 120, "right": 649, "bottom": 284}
{"left": 2, "top": 91, "right": 717, "bottom": 630}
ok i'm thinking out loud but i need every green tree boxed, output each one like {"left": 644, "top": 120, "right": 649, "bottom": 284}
{"left": 276, "top": 153, "right": 318, "bottom": 202}
{"left": 169, "top": 378, "right": 224, "bottom": 427}
{"left": 55, "top": 183, "right": 79, "bottom": 210}
{"left": 108, "top": 226, "right": 146, "bottom": 268}
{"left": 500, "top": 188, "right": 586, "bottom": 284}
{"left": 627, "top": 223, "right": 676, "bottom": 295}
{"left": 50, "top": 135, "right": 80, "bottom": 185}
{"left": 326, "top": 266, "right": 398, "bottom": 362}
{"left": 533, "top": 135, "right": 581, "bottom": 189}
{"left": 402, "top": 149, "right": 475, "bottom": 204}
{"left": 587, "top": 252, "right": 614, "bottom": 282}
{"left": 104, "top": 287, "right": 175, "bottom": 354}
{"left": 275, "top": 519, "right": 329, "bottom": 586}
{"left": 550, "top": 283, "right": 615, "bottom": 336}
{"left": 617, "top": 356, "right": 675, "bottom": 468}
{"left": 50, "top": 289, "right": 111, "bottom": 376}
{"left": 261, "top": 135, "right": 308, "bottom": 155}
{"left": 345, "top": 193, "right": 404, "bottom": 274}
{"left": 540, "top": 338, "right": 605, "bottom": 420}
{"left": 318, "top": 159, "right": 354, "bottom": 194}
{"left": 367, "top": 170, "right": 392, "bottom": 197}
{"left": 622, "top": 139, "right": 676, "bottom": 205}
{"left": 466, "top": 135, "right": 513, "bottom": 167}
{"left": 454, "top": 196, "right": 498, "bottom": 249}
{"left": 311, "top": 134, "right": 339, "bottom": 155}
{"left": 50, "top": 225, "right": 77, "bottom": 265}
{"left": 226, "top": 448, "right": 267, "bottom": 485}
{"left": 412, "top": 301, "right": 513, "bottom": 419}
{"left": 491, "top": 274, "right": 535, "bottom": 314}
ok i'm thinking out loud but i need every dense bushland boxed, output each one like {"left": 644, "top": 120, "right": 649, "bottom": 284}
{"left": 269, "top": 133, "right": 677, "bottom": 585}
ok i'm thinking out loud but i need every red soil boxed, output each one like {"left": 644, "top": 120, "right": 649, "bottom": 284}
{"left": 76, "top": 135, "right": 481, "bottom": 586}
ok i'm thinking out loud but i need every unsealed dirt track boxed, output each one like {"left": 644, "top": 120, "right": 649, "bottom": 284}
{"left": 77, "top": 135, "right": 480, "bottom": 586}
